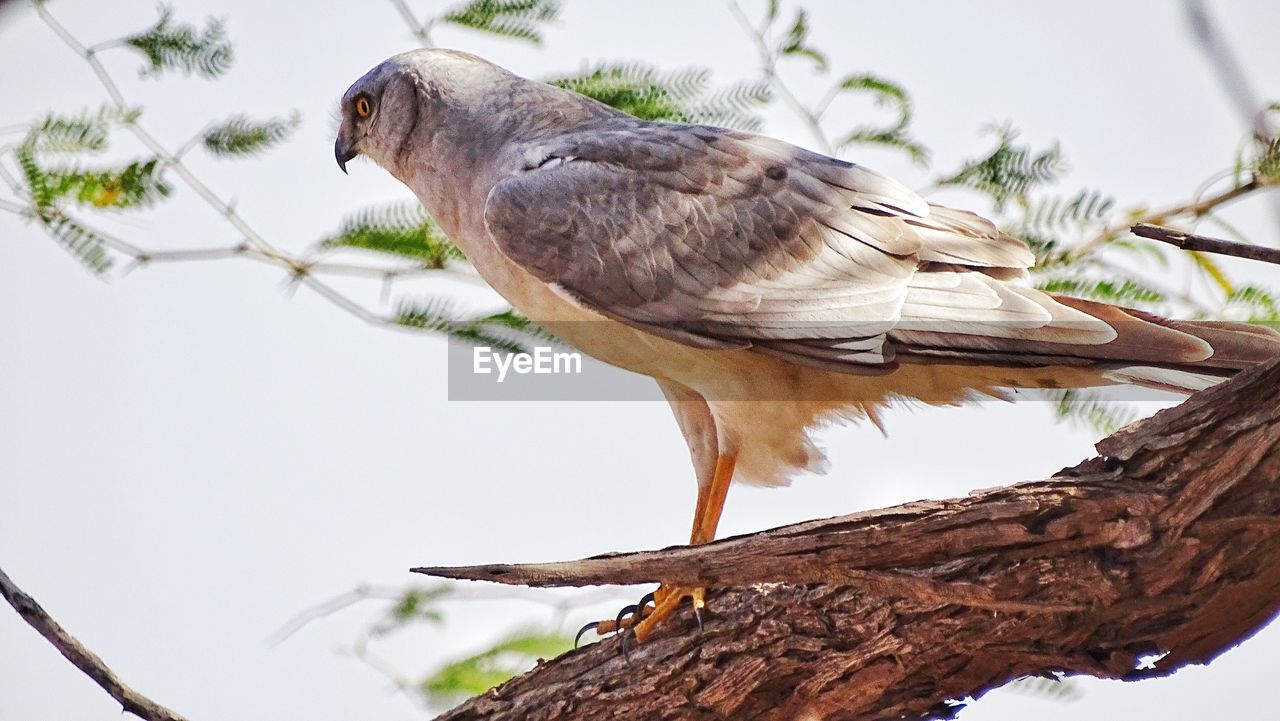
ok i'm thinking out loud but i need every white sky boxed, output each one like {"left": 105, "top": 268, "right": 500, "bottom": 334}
{"left": 2, "top": 1, "right": 1279, "bottom": 719}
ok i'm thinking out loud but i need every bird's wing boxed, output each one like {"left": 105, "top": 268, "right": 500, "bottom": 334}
{"left": 482, "top": 124, "right": 1211, "bottom": 371}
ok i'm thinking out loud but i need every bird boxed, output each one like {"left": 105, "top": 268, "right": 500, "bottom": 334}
{"left": 334, "top": 49, "right": 1280, "bottom": 641}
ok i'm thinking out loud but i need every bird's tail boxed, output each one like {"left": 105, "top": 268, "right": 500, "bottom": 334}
{"left": 1051, "top": 295, "right": 1280, "bottom": 393}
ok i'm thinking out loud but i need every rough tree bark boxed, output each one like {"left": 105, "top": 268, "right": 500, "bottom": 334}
{"left": 415, "top": 357, "right": 1280, "bottom": 720}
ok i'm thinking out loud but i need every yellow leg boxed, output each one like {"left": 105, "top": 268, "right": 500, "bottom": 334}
{"left": 633, "top": 452, "right": 736, "bottom": 643}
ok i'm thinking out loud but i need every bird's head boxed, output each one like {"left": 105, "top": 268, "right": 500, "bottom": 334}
{"left": 334, "top": 48, "right": 527, "bottom": 181}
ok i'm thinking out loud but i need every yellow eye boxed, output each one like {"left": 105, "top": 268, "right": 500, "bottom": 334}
{"left": 355, "top": 96, "right": 371, "bottom": 118}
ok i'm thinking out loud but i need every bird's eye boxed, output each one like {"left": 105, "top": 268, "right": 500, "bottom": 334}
{"left": 355, "top": 96, "right": 372, "bottom": 118}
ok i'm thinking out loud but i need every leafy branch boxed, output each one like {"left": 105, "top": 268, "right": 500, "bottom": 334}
{"left": 389, "top": 0, "right": 561, "bottom": 48}
{"left": 3, "top": 3, "right": 516, "bottom": 348}
{"left": 726, "top": 0, "right": 927, "bottom": 163}
{"left": 122, "top": 5, "right": 233, "bottom": 79}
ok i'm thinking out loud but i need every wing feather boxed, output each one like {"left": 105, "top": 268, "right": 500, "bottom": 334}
{"left": 482, "top": 121, "right": 1243, "bottom": 373}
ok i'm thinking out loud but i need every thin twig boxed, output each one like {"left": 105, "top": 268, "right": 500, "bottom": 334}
{"left": 10, "top": 4, "right": 496, "bottom": 334}
{"left": 1183, "top": 0, "right": 1273, "bottom": 143}
{"left": 389, "top": 0, "right": 435, "bottom": 47}
{"left": 1131, "top": 223, "right": 1280, "bottom": 265}
{"left": 726, "top": 0, "right": 834, "bottom": 155}
{"left": 1182, "top": 0, "right": 1280, "bottom": 234}
{"left": 0, "top": 566, "right": 191, "bottom": 721}
{"left": 1068, "top": 177, "right": 1268, "bottom": 260}
{"left": 35, "top": 3, "right": 278, "bottom": 255}
{"left": 267, "top": 582, "right": 629, "bottom": 647}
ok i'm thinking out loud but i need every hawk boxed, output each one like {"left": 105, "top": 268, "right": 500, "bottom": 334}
{"left": 335, "top": 49, "right": 1280, "bottom": 640}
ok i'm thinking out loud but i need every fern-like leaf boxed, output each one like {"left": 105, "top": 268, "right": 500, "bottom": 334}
{"left": 548, "top": 63, "right": 767, "bottom": 130}
{"left": 834, "top": 74, "right": 928, "bottom": 164}
{"left": 125, "top": 5, "right": 234, "bottom": 79}
{"left": 936, "top": 125, "right": 1066, "bottom": 210}
{"left": 41, "top": 215, "right": 115, "bottom": 274}
{"left": 395, "top": 298, "right": 540, "bottom": 353}
{"left": 1225, "top": 285, "right": 1280, "bottom": 322}
{"left": 28, "top": 105, "right": 138, "bottom": 154}
{"left": 1048, "top": 389, "right": 1138, "bottom": 436}
{"left": 42, "top": 159, "right": 172, "bottom": 210}
{"left": 440, "top": 0, "right": 560, "bottom": 45}
{"left": 202, "top": 113, "right": 299, "bottom": 157}
{"left": 1023, "top": 189, "right": 1114, "bottom": 233}
{"left": 319, "top": 203, "right": 463, "bottom": 267}
{"left": 420, "top": 630, "right": 572, "bottom": 709}
{"left": 1036, "top": 276, "right": 1165, "bottom": 305}
{"left": 777, "top": 9, "right": 828, "bottom": 72}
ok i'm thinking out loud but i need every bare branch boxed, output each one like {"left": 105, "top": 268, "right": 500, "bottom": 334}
{"left": 416, "top": 357, "right": 1280, "bottom": 720}
{"left": 1068, "top": 176, "right": 1269, "bottom": 260}
{"left": 726, "top": 0, "right": 834, "bottom": 155}
{"left": 1132, "top": 222, "right": 1280, "bottom": 265}
{"left": 0, "top": 566, "right": 191, "bottom": 721}
{"left": 388, "top": 0, "right": 435, "bottom": 47}
{"left": 1183, "top": 0, "right": 1273, "bottom": 143}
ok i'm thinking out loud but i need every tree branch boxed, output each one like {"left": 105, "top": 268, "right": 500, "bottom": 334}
{"left": 416, "top": 357, "right": 1280, "bottom": 720}
{"left": 1132, "top": 222, "right": 1280, "bottom": 265}
{"left": 0, "top": 566, "right": 191, "bottom": 721}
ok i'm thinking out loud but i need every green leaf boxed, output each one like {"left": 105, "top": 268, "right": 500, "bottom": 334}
{"left": 319, "top": 203, "right": 463, "bottom": 266}
{"left": 16, "top": 143, "right": 56, "bottom": 211}
{"left": 440, "top": 0, "right": 561, "bottom": 45}
{"left": 17, "top": 141, "right": 169, "bottom": 212}
{"left": 1047, "top": 389, "right": 1137, "bottom": 436}
{"left": 1023, "top": 189, "right": 1114, "bottom": 233}
{"left": 1106, "top": 236, "right": 1170, "bottom": 268}
{"left": 395, "top": 298, "right": 544, "bottom": 353}
{"left": 124, "top": 5, "right": 234, "bottom": 79}
{"left": 42, "top": 159, "right": 172, "bottom": 210}
{"left": 936, "top": 125, "right": 1066, "bottom": 210}
{"left": 28, "top": 105, "right": 138, "bottom": 154}
{"left": 1036, "top": 276, "right": 1165, "bottom": 305}
{"left": 1225, "top": 285, "right": 1280, "bottom": 322}
{"left": 14, "top": 146, "right": 114, "bottom": 273}
{"left": 834, "top": 74, "right": 928, "bottom": 164}
{"left": 202, "top": 113, "right": 299, "bottom": 158}
{"left": 420, "top": 630, "right": 573, "bottom": 709}
{"left": 42, "top": 214, "right": 115, "bottom": 274}
{"left": 778, "top": 9, "right": 828, "bottom": 72}
{"left": 548, "top": 63, "right": 769, "bottom": 130}
{"left": 765, "top": 0, "right": 781, "bottom": 24}
{"left": 1254, "top": 137, "right": 1280, "bottom": 184}
{"left": 367, "top": 586, "right": 453, "bottom": 637}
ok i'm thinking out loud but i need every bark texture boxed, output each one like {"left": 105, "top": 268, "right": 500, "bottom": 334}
{"left": 417, "top": 358, "right": 1280, "bottom": 720}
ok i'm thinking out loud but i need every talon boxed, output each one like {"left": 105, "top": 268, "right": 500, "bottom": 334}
{"left": 614, "top": 603, "right": 640, "bottom": 634}
{"left": 633, "top": 585, "right": 707, "bottom": 644}
{"left": 636, "top": 591, "right": 656, "bottom": 617}
{"left": 574, "top": 621, "right": 600, "bottom": 648}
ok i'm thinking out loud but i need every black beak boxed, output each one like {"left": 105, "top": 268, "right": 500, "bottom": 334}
{"left": 335, "top": 136, "right": 357, "bottom": 174}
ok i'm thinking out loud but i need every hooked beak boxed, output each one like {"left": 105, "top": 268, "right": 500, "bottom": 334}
{"left": 334, "top": 133, "right": 358, "bottom": 174}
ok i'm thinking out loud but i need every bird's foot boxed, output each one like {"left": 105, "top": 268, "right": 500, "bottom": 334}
{"left": 634, "top": 584, "right": 703, "bottom": 643}
{"left": 575, "top": 585, "right": 704, "bottom": 648}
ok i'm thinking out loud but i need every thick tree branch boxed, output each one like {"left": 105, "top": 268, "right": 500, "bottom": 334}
{"left": 417, "top": 357, "right": 1280, "bottom": 720}
{"left": 0, "top": 566, "right": 190, "bottom": 721}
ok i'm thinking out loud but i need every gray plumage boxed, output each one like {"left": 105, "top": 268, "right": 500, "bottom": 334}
{"left": 336, "top": 49, "right": 1280, "bottom": 488}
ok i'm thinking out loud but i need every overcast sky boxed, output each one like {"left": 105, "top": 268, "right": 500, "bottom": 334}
{"left": 3, "top": 1, "right": 1280, "bottom": 719}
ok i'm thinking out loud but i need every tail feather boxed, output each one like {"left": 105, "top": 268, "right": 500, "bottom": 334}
{"left": 893, "top": 292, "right": 1280, "bottom": 394}
{"left": 1058, "top": 296, "right": 1280, "bottom": 392}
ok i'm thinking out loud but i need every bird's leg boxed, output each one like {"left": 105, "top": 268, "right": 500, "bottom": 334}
{"left": 632, "top": 451, "right": 736, "bottom": 643}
